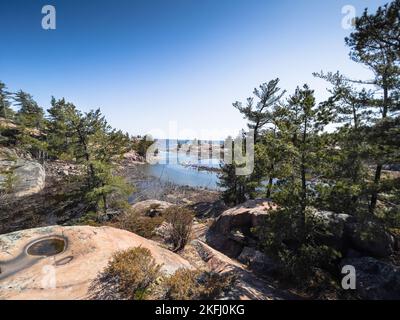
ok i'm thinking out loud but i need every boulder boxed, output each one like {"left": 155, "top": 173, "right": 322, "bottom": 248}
{"left": 346, "top": 222, "right": 395, "bottom": 258}
{"left": 206, "top": 199, "right": 277, "bottom": 258}
{"left": 309, "top": 208, "right": 353, "bottom": 251}
{"left": 0, "top": 158, "right": 45, "bottom": 197}
{"left": 309, "top": 209, "right": 395, "bottom": 258}
{"left": 0, "top": 226, "right": 192, "bottom": 300}
{"left": 341, "top": 257, "right": 400, "bottom": 300}
{"left": 189, "top": 240, "right": 296, "bottom": 300}
{"left": 190, "top": 200, "right": 228, "bottom": 218}
{"left": 123, "top": 150, "right": 145, "bottom": 164}
{"left": 131, "top": 200, "right": 173, "bottom": 217}
{"left": 237, "top": 247, "right": 279, "bottom": 274}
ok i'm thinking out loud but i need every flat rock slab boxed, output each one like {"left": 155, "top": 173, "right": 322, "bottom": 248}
{"left": 0, "top": 226, "right": 192, "bottom": 300}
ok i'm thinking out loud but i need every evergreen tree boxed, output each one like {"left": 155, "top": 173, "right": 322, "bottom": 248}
{"left": 11, "top": 90, "right": 47, "bottom": 160}
{"left": 14, "top": 90, "right": 45, "bottom": 129}
{"left": 68, "top": 108, "right": 133, "bottom": 214}
{"left": 218, "top": 135, "right": 252, "bottom": 205}
{"left": 312, "top": 72, "right": 371, "bottom": 214}
{"left": 276, "top": 85, "right": 325, "bottom": 237}
{"left": 233, "top": 78, "right": 285, "bottom": 142}
{"left": 47, "top": 97, "right": 80, "bottom": 159}
{"left": 0, "top": 81, "right": 14, "bottom": 120}
{"left": 133, "top": 135, "right": 154, "bottom": 158}
{"left": 345, "top": 0, "right": 400, "bottom": 213}
{"left": 220, "top": 79, "right": 287, "bottom": 205}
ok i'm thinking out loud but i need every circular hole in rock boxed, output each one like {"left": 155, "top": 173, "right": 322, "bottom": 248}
{"left": 26, "top": 238, "right": 66, "bottom": 257}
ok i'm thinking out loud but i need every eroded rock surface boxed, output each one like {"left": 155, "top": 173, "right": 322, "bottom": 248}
{"left": 0, "top": 149, "right": 45, "bottom": 197}
{"left": 187, "top": 240, "right": 296, "bottom": 300}
{"left": 130, "top": 199, "right": 173, "bottom": 216}
{"left": 0, "top": 226, "right": 192, "bottom": 300}
{"left": 207, "top": 199, "right": 277, "bottom": 258}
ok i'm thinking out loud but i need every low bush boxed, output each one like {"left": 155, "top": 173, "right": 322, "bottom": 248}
{"left": 163, "top": 269, "right": 235, "bottom": 300}
{"left": 101, "top": 247, "right": 161, "bottom": 300}
{"left": 164, "top": 206, "right": 194, "bottom": 252}
{"left": 117, "top": 208, "right": 165, "bottom": 239}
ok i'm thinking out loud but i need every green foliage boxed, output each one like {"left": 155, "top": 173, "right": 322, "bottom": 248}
{"left": 233, "top": 78, "right": 285, "bottom": 142}
{"left": 218, "top": 133, "right": 260, "bottom": 205}
{"left": 345, "top": 1, "right": 400, "bottom": 213}
{"left": 1, "top": 89, "right": 135, "bottom": 214}
{"left": 0, "top": 81, "right": 15, "bottom": 120}
{"left": 132, "top": 135, "right": 154, "bottom": 158}
{"left": 14, "top": 90, "right": 45, "bottom": 129}
{"left": 256, "top": 208, "right": 341, "bottom": 285}
{"left": 218, "top": 162, "right": 249, "bottom": 205}
{"left": 45, "top": 104, "right": 135, "bottom": 214}
{"left": 16, "top": 129, "right": 48, "bottom": 161}
{"left": 84, "top": 160, "right": 134, "bottom": 213}
{"left": 46, "top": 97, "right": 80, "bottom": 159}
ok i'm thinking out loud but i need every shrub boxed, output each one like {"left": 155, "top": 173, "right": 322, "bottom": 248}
{"left": 163, "top": 269, "right": 201, "bottom": 300}
{"left": 101, "top": 247, "right": 161, "bottom": 300}
{"left": 163, "top": 269, "right": 235, "bottom": 300}
{"left": 117, "top": 208, "right": 165, "bottom": 239}
{"left": 0, "top": 167, "right": 18, "bottom": 194}
{"left": 164, "top": 206, "right": 194, "bottom": 252}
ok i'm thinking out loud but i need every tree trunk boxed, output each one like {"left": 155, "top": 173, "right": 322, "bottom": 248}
{"left": 370, "top": 86, "right": 388, "bottom": 213}
{"left": 299, "top": 118, "right": 308, "bottom": 239}
{"left": 266, "top": 175, "right": 273, "bottom": 199}
{"left": 102, "top": 193, "right": 108, "bottom": 213}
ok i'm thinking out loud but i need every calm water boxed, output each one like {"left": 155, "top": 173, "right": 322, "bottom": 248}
{"left": 142, "top": 141, "right": 221, "bottom": 189}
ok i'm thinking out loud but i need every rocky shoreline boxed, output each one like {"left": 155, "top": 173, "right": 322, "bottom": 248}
{"left": 0, "top": 149, "right": 222, "bottom": 234}
{"left": 1, "top": 148, "right": 399, "bottom": 300}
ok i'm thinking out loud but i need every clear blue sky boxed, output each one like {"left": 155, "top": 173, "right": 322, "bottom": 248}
{"left": 0, "top": 0, "right": 388, "bottom": 139}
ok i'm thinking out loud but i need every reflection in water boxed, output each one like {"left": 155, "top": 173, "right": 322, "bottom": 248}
{"left": 0, "top": 236, "right": 67, "bottom": 281}
{"left": 27, "top": 238, "right": 66, "bottom": 257}
{"left": 142, "top": 150, "right": 220, "bottom": 190}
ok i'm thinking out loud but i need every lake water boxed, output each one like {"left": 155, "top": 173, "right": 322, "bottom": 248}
{"left": 141, "top": 141, "right": 221, "bottom": 189}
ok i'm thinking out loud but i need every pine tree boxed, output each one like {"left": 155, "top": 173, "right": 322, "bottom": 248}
{"left": 273, "top": 85, "right": 327, "bottom": 237}
{"left": 220, "top": 79, "right": 287, "bottom": 205}
{"left": 312, "top": 72, "right": 372, "bottom": 214}
{"left": 68, "top": 108, "right": 133, "bottom": 214}
{"left": 14, "top": 90, "right": 45, "bottom": 129}
{"left": 233, "top": 78, "right": 285, "bottom": 142}
{"left": 11, "top": 90, "right": 47, "bottom": 160}
{"left": 0, "top": 81, "right": 15, "bottom": 120}
{"left": 47, "top": 97, "right": 80, "bottom": 159}
{"left": 346, "top": 0, "right": 400, "bottom": 213}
